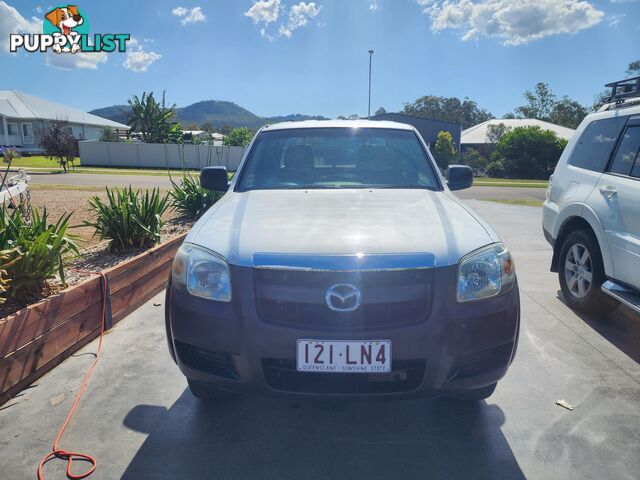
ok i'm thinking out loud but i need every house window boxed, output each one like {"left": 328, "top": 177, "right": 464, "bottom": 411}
{"left": 21, "top": 123, "right": 34, "bottom": 143}
{"left": 7, "top": 123, "right": 18, "bottom": 136}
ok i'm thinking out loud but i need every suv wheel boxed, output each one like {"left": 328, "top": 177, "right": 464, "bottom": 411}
{"left": 453, "top": 383, "right": 497, "bottom": 401}
{"left": 558, "top": 229, "right": 617, "bottom": 315}
{"left": 187, "top": 379, "right": 236, "bottom": 402}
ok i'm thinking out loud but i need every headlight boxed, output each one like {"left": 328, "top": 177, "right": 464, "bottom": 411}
{"left": 457, "top": 243, "right": 515, "bottom": 302}
{"left": 172, "top": 243, "right": 231, "bottom": 302}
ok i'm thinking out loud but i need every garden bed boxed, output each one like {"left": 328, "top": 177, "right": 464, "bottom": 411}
{"left": 0, "top": 232, "right": 187, "bottom": 404}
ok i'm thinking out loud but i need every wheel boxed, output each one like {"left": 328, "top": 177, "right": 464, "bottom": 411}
{"left": 187, "top": 379, "right": 236, "bottom": 402}
{"left": 453, "top": 383, "right": 497, "bottom": 401}
{"left": 558, "top": 229, "right": 618, "bottom": 315}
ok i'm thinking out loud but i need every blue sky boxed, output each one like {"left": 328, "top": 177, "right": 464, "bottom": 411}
{"left": 1, "top": 0, "right": 639, "bottom": 119}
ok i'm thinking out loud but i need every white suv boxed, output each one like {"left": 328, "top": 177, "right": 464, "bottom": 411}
{"left": 543, "top": 77, "right": 640, "bottom": 315}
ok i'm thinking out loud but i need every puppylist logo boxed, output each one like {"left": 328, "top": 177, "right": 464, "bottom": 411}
{"left": 9, "top": 5, "right": 130, "bottom": 55}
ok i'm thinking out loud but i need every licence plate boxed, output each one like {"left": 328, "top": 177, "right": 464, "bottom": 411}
{"left": 296, "top": 339, "right": 392, "bottom": 373}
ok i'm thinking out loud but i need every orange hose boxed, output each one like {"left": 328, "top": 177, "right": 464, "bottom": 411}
{"left": 37, "top": 272, "right": 108, "bottom": 479}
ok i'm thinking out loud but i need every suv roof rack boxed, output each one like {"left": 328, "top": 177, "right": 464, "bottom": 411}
{"left": 602, "top": 77, "right": 640, "bottom": 110}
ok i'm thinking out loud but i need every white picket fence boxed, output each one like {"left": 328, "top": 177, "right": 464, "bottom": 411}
{"left": 79, "top": 141, "right": 246, "bottom": 171}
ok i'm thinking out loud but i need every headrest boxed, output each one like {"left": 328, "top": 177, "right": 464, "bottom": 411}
{"left": 283, "top": 144, "right": 314, "bottom": 172}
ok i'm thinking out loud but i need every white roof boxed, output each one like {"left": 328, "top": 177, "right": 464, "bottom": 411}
{"left": 263, "top": 119, "right": 415, "bottom": 131}
{"left": 461, "top": 118, "right": 574, "bottom": 144}
{"left": 0, "top": 90, "right": 130, "bottom": 129}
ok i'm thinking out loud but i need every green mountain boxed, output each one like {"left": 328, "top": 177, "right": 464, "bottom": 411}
{"left": 89, "top": 100, "right": 327, "bottom": 129}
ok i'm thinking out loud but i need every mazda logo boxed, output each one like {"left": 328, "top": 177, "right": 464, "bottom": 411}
{"left": 325, "top": 284, "right": 361, "bottom": 312}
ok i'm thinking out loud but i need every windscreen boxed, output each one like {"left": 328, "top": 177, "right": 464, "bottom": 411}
{"left": 236, "top": 128, "right": 440, "bottom": 191}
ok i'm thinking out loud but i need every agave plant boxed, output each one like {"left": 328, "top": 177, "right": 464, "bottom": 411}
{"left": 83, "top": 186, "right": 169, "bottom": 252}
{"left": 169, "top": 174, "right": 222, "bottom": 220}
{"left": 0, "top": 205, "right": 78, "bottom": 297}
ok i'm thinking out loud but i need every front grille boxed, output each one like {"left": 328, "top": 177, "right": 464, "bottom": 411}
{"left": 174, "top": 341, "right": 238, "bottom": 379}
{"left": 254, "top": 268, "right": 432, "bottom": 330}
{"left": 263, "top": 358, "right": 425, "bottom": 394}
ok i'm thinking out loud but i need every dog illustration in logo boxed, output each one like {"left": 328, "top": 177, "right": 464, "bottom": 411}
{"left": 45, "top": 5, "right": 84, "bottom": 53}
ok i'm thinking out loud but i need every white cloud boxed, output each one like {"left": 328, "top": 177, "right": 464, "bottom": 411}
{"left": 244, "top": 0, "right": 281, "bottom": 24}
{"left": 123, "top": 39, "right": 161, "bottom": 72}
{"left": 370, "top": 1, "right": 379, "bottom": 11}
{"left": 608, "top": 13, "right": 626, "bottom": 27}
{"left": 46, "top": 51, "right": 108, "bottom": 69}
{"left": 279, "top": 2, "right": 321, "bottom": 38}
{"left": 418, "top": 0, "right": 604, "bottom": 46}
{"left": 172, "top": 6, "right": 206, "bottom": 26}
{"left": 0, "top": 1, "right": 42, "bottom": 53}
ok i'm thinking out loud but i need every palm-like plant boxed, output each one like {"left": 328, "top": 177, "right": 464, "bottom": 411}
{"left": 169, "top": 174, "right": 222, "bottom": 220}
{"left": 127, "top": 91, "right": 181, "bottom": 144}
{"left": 82, "top": 187, "right": 169, "bottom": 252}
{"left": 0, "top": 205, "right": 78, "bottom": 297}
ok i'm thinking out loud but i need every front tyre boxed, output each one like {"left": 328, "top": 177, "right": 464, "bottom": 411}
{"left": 558, "top": 229, "right": 617, "bottom": 315}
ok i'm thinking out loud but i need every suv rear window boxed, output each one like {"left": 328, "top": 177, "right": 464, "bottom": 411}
{"left": 236, "top": 128, "right": 440, "bottom": 191}
{"left": 568, "top": 116, "right": 627, "bottom": 172}
{"left": 609, "top": 126, "right": 640, "bottom": 176}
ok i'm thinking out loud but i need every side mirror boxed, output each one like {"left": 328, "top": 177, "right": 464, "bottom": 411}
{"left": 200, "top": 166, "right": 229, "bottom": 192}
{"left": 447, "top": 165, "right": 473, "bottom": 191}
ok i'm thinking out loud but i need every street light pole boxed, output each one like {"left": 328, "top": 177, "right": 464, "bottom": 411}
{"left": 368, "top": 49, "right": 374, "bottom": 117}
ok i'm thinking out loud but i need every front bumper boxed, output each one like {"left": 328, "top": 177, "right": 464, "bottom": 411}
{"left": 166, "top": 265, "right": 520, "bottom": 398}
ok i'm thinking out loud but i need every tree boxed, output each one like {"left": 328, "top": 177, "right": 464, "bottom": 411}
{"left": 375, "top": 107, "right": 387, "bottom": 115}
{"left": 223, "top": 127, "right": 253, "bottom": 147}
{"left": 486, "top": 123, "right": 510, "bottom": 144}
{"left": 127, "top": 91, "right": 179, "bottom": 143}
{"left": 627, "top": 60, "right": 640, "bottom": 77}
{"left": 513, "top": 83, "right": 556, "bottom": 120}
{"left": 461, "top": 148, "right": 488, "bottom": 170}
{"left": 433, "top": 131, "right": 457, "bottom": 171}
{"left": 491, "top": 126, "right": 567, "bottom": 179}
{"left": 403, "top": 95, "right": 493, "bottom": 130}
{"left": 38, "top": 121, "right": 79, "bottom": 172}
{"left": 549, "top": 96, "right": 588, "bottom": 129}
{"left": 98, "top": 127, "right": 120, "bottom": 142}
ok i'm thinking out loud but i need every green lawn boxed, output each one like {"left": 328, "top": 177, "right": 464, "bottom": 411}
{"left": 9, "top": 156, "right": 76, "bottom": 169}
{"left": 8, "top": 156, "right": 200, "bottom": 176}
{"left": 473, "top": 178, "right": 549, "bottom": 188}
{"left": 484, "top": 198, "right": 544, "bottom": 207}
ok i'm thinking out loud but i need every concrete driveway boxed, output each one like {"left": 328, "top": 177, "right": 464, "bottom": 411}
{"left": 1, "top": 201, "right": 639, "bottom": 479}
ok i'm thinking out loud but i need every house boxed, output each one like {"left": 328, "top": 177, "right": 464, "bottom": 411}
{"left": 367, "top": 112, "right": 461, "bottom": 153}
{"left": 461, "top": 118, "right": 575, "bottom": 150}
{"left": 0, "top": 90, "right": 130, "bottom": 154}
{"left": 182, "top": 130, "right": 225, "bottom": 145}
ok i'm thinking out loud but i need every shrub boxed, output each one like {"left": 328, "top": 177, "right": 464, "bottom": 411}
{"left": 169, "top": 174, "right": 222, "bottom": 220}
{"left": 433, "top": 131, "right": 457, "bottom": 171}
{"left": 491, "top": 126, "right": 567, "bottom": 179}
{"left": 0, "top": 205, "right": 78, "bottom": 297}
{"left": 223, "top": 127, "right": 253, "bottom": 147}
{"left": 83, "top": 187, "right": 169, "bottom": 252}
{"left": 98, "top": 127, "right": 121, "bottom": 142}
{"left": 486, "top": 160, "right": 506, "bottom": 178}
{"left": 461, "top": 148, "right": 488, "bottom": 170}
